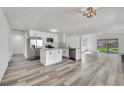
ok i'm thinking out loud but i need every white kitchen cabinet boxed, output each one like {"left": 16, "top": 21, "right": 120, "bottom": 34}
{"left": 29, "top": 30, "right": 58, "bottom": 44}
{"left": 55, "top": 50, "right": 62, "bottom": 62}
{"left": 29, "top": 30, "right": 36, "bottom": 37}
{"left": 53, "top": 34, "right": 58, "bottom": 43}
{"left": 62, "top": 49, "right": 69, "bottom": 58}
{"left": 75, "top": 49, "right": 81, "bottom": 60}
{"left": 46, "top": 50, "right": 54, "bottom": 64}
{"left": 40, "top": 49, "right": 62, "bottom": 65}
{"left": 29, "top": 30, "right": 43, "bottom": 37}
{"left": 36, "top": 31, "right": 42, "bottom": 37}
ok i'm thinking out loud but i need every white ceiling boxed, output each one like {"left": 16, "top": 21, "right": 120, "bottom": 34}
{"left": 2, "top": 7, "right": 124, "bottom": 35}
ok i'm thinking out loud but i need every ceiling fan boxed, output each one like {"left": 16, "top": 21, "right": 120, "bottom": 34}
{"left": 71, "top": 7, "right": 99, "bottom": 18}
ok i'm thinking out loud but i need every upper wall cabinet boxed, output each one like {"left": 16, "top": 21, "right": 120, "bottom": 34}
{"left": 52, "top": 34, "right": 58, "bottom": 43}
{"left": 36, "top": 31, "right": 43, "bottom": 37}
{"left": 29, "top": 30, "right": 43, "bottom": 37}
{"left": 29, "top": 30, "right": 36, "bottom": 37}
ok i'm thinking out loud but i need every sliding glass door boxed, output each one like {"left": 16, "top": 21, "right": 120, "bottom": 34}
{"left": 97, "top": 39, "right": 108, "bottom": 52}
{"left": 97, "top": 39, "right": 118, "bottom": 53}
{"left": 108, "top": 39, "right": 118, "bottom": 53}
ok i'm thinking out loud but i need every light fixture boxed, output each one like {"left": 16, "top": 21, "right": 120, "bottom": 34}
{"left": 83, "top": 7, "right": 96, "bottom": 18}
{"left": 50, "top": 29, "right": 59, "bottom": 32}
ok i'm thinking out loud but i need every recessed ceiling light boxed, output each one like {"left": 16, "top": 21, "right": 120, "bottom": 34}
{"left": 50, "top": 29, "right": 59, "bottom": 32}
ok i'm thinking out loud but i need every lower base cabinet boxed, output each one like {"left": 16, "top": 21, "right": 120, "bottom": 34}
{"left": 40, "top": 49, "right": 62, "bottom": 65}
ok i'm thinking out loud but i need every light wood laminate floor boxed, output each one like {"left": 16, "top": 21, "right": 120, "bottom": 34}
{"left": 0, "top": 54, "right": 124, "bottom": 86}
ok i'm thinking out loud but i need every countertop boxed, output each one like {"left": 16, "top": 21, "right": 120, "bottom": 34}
{"left": 40, "top": 48, "right": 62, "bottom": 51}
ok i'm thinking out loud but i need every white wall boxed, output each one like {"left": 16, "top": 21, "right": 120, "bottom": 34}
{"left": 58, "top": 33, "right": 63, "bottom": 43}
{"left": 81, "top": 34, "right": 97, "bottom": 52}
{"left": 0, "top": 8, "right": 11, "bottom": 81}
{"left": 58, "top": 33, "right": 66, "bottom": 43}
{"left": 66, "top": 35, "right": 81, "bottom": 48}
{"left": 12, "top": 31, "right": 25, "bottom": 55}
{"left": 24, "top": 31, "right": 28, "bottom": 58}
{"left": 8, "top": 27, "right": 12, "bottom": 61}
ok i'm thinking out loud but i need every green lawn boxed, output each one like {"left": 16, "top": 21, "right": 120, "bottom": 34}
{"left": 97, "top": 48, "right": 107, "bottom": 52}
{"left": 97, "top": 48, "right": 118, "bottom": 53}
{"left": 108, "top": 48, "right": 118, "bottom": 53}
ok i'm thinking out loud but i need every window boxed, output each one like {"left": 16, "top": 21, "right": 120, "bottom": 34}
{"left": 97, "top": 39, "right": 118, "bottom": 53}
{"left": 108, "top": 39, "right": 118, "bottom": 53}
{"left": 97, "top": 39, "right": 108, "bottom": 52}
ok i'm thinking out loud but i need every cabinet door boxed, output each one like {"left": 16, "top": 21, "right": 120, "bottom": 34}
{"left": 65, "top": 49, "right": 69, "bottom": 58}
{"left": 62, "top": 49, "right": 69, "bottom": 58}
{"left": 55, "top": 50, "right": 62, "bottom": 62}
{"left": 29, "top": 30, "right": 36, "bottom": 37}
{"left": 46, "top": 50, "right": 53, "bottom": 65}
{"left": 53, "top": 34, "right": 58, "bottom": 43}
{"left": 36, "top": 31, "right": 41, "bottom": 37}
{"left": 62, "top": 49, "right": 66, "bottom": 56}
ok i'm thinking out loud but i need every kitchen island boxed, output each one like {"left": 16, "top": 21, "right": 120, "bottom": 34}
{"left": 40, "top": 48, "right": 62, "bottom": 65}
